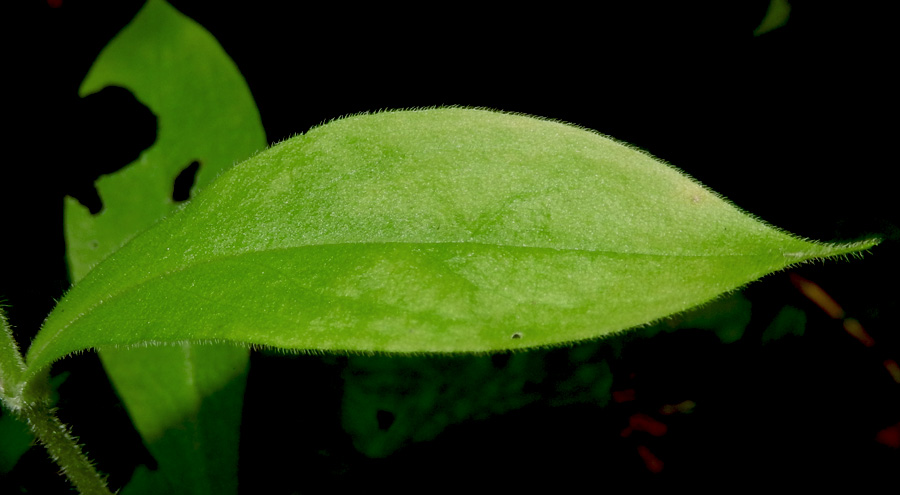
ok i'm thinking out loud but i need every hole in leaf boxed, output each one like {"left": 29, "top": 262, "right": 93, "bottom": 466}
{"left": 376, "top": 410, "right": 395, "bottom": 431}
{"left": 511, "top": 332, "right": 523, "bottom": 339}
{"left": 172, "top": 161, "right": 200, "bottom": 202}
{"left": 69, "top": 184, "right": 104, "bottom": 215}
{"left": 67, "top": 86, "right": 157, "bottom": 214}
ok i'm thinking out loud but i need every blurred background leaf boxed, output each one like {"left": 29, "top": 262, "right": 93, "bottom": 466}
{"left": 64, "top": 1, "right": 265, "bottom": 493}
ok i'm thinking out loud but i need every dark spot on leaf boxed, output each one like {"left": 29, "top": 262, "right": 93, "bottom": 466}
{"left": 511, "top": 332, "right": 523, "bottom": 339}
{"left": 376, "top": 410, "right": 395, "bottom": 431}
{"left": 88, "top": 240, "right": 99, "bottom": 250}
{"left": 172, "top": 161, "right": 200, "bottom": 202}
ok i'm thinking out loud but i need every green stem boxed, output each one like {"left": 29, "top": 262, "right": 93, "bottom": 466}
{"left": 0, "top": 308, "right": 26, "bottom": 407}
{"left": 1, "top": 308, "right": 113, "bottom": 495}
{"left": 21, "top": 400, "right": 114, "bottom": 495}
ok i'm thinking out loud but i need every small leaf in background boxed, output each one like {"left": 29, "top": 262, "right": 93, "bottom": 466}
{"left": 343, "top": 352, "right": 559, "bottom": 458}
{"left": 342, "top": 347, "right": 615, "bottom": 458}
{"left": 761, "top": 305, "right": 806, "bottom": 343}
{"left": 0, "top": 405, "right": 33, "bottom": 475}
{"left": 29, "top": 107, "right": 876, "bottom": 381}
{"left": 64, "top": 0, "right": 266, "bottom": 493}
{"left": 754, "top": 0, "right": 792, "bottom": 36}
{"left": 341, "top": 293, "right": 748, "bottom": 457}
{"left": 639, "top": 291, "right": 753, "bottom": 344}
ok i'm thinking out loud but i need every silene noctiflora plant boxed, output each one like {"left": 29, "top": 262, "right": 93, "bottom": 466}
{"left": 0, "top": 1, "right": 885, "bottom": 494}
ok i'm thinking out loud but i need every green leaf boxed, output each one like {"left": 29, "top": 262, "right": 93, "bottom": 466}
{"left": 64, "top": 0, "right": 265, "bottom": 493}
{"left": 97, "top": 345, "right": 248, "bottom": 495}
{"left": 27, "top": 107, "right": 877, "bottom": 381}
{"left": 69, "top": 0, "right": 266, "bottom": 274}
{"left": 754, "top": 0, "right": 792, "bottom": 36}
{"left": 761, "top": 305, "right": 807, "bottom": 343}
{"left": 0, "top": 404, "right": 33, "bottom": 474}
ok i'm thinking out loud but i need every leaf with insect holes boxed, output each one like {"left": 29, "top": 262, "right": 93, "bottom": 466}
{"left": 24, "top": 108, "right": 877, "bottom": 383}
{"left": 63, "top": 1, "right": 266, "bottom": 494}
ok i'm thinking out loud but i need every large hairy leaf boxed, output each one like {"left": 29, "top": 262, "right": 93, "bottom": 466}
{"left": 65, "top": 0, "right": 266, "bottom": 493}
{"left": 25, "top": 108, "right": 876, "bottom": 382}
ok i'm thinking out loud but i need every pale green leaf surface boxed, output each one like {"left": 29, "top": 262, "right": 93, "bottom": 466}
{"left": 29, "top": 108, "right": 876, "bottom": 381}
{"left": 64, "top": 1, "right": 265, "bottom": 493}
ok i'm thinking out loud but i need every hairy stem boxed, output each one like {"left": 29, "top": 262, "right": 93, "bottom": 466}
{"left": 0, "top": 308, "right": 26, "bottom": 407}
{"left": 2, "top": 309, "right": 113, "bottom": 495}
{"left": 21, "top": 400, "right": 114, "bottom": 495}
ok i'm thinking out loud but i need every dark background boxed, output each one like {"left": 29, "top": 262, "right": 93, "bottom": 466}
{"left": 4, "top": 0, "right": 898, "bottom": 492}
